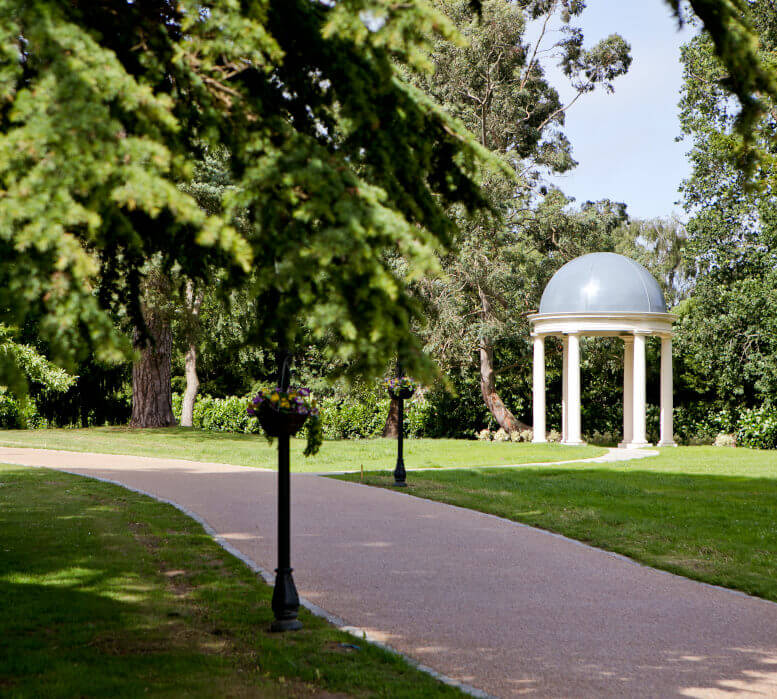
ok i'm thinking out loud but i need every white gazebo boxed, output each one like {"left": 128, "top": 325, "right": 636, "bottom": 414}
{"left": 528, "top": 253, "right": 676, "bottom": 448}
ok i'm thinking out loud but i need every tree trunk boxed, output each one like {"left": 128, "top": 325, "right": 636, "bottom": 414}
{"left": 382, "top": 397, "right": 400, "bottom": 437}
{"left": 181, "top": 343, "right": 199, "bottom": 427}
{"left": 130, "top": 310, "right": 176, "bottom": 428}
{"left": 478, "top": 286, "right": 527, "bottom": 433}
{"left": 180, "top": 282, "right": 203, "bottom": 428}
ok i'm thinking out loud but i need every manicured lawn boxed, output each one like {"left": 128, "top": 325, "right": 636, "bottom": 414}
{"left": 0, "top": 464, "right": 462, "bottom": 697}
{"left": 0, "top": 427, "right": 604, "bottom": 472}
{"left": 336, "top": 447, "right": 777, "bottom": 603}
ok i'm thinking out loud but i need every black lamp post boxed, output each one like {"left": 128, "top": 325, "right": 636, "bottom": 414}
{"left": 393, "top": 362, "right": 408, "bottom": 487}
{"left": 269, "top": 349, "right": 303, "bottom": 632}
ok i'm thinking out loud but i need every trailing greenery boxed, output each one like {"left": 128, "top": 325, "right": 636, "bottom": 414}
{"left": 0, "top": 464, "right": 464, "bottom": 697}
{"left": 338, "top": 446, "right": 777, "bottom": 602}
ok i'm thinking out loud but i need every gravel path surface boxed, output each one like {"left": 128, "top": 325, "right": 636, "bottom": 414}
{"left": 3, "top": 446, "right": 777, "bottom": 698}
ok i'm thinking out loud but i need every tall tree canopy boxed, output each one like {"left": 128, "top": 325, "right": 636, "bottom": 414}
{"left": 667, "top": 0, "right": 777, "bottom": 175}
{"left": 677, "top": 0, "right": 777, "bottom": 407}
{"left": 409, "top": 0, "right": 630, "bottom": 431}
{"left": 2, "top": 0, "right": 776, "bottom": 398}
{"left": 0, "top": 0, "right": 501, "bottom": 387}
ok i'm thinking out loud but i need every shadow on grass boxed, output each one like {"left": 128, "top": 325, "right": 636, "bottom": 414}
{"left": 0, "top": 466, "right": 461, "bottom": 698}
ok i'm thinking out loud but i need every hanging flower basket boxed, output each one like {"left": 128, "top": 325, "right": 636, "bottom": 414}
{"left": 247, "top": 388, "right": 322, "bottom": 454}
{"left": 256, "top": 404, "right": 308, "bottom": 437}
{"left": 383, "top": 376, "right": 417, "bottom": 400}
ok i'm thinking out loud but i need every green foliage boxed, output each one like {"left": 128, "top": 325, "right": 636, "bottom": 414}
{"left": 303, "top": 415, "right": 324, "bottom": 457}
{"left": 677, "top": 7, "right": 777, "bottom": 412}
{"left": 409, "top": 0, "right": 631, "bottom": 429}
{"left": 420, "top": 374, "right": 492, "bottom": 438}
{"left": 737, "top": 406, "right": 777, "bottom": 449}
{"left": 172, "top": 393, "right": 261, "bottom": 435}
{"left": 0, "top": 325, "right": 76, "bottom": 397}
{"left": 1, "top": 0, "right": 497, "bottom": 386}
{"left": 319, "top": 390, "right": 389, "bottom": 439}
{"left": 614, "top": 217, "right": 691, "bottom": 308}
{"left": 318, "top": 383, "right": 435, "bottom": 439}
{"left": 668, "top": 0, "right": 777, "bottom": 177}
{"left": 0, "top": 388, "right": 43, "bottom": 429}
{"left": 32, "top": 356, "right": 131, "bottom": 428}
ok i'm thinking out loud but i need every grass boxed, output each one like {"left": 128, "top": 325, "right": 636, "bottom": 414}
{"left": 0, "top": 463, "right": 463, "bottom": 697}
{"left": 336, "top": 446, "right": 777, "bottom": 603}
{"left": 0, "top": 427, "right": 605, "bottom": 472}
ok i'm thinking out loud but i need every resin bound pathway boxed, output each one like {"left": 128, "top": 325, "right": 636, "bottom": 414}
{"left": 3, "top": 446, "right": 777, "bottom": 698}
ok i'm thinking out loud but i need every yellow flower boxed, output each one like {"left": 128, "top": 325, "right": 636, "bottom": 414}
{"left": 280, "top": 399, "right": 290, "bottom": 408}
{"left": 288, "top": 391, "right": 297, "bottom": 399}
{"left": 270, "top": 393, "right": 280, "bottom": 403}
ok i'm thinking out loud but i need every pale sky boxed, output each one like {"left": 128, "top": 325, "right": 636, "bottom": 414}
{"left": 533, "top": 2, "right": 695, "bottom": 220}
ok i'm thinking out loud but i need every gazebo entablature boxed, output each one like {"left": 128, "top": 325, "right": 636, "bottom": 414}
{"left": 528, "top": 253, "right": 678, "bottom": 450}
{"left": 528, "top": 312, "right": 674, "bottom": 339}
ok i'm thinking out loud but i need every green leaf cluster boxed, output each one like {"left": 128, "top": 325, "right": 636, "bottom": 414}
{"left": 677, "top": 3, "right": 777, "bottom": 408}
{"left": 1, "top": 0, "right": 497, "bottom": 385}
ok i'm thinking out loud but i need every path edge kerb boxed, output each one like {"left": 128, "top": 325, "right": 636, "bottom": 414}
{"left": 21, "top": 463, "right": 493, "bottom": 699}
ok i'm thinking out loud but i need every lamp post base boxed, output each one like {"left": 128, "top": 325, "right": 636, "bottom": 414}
{"left": 270, "top": 567, "right": 302, "bottom": 632}
{"left": 271, "top": 618, "right": 303, "bottom": 632}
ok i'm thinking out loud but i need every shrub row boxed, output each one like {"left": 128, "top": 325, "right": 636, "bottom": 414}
{"left": 172, "top": 393, "right": 261, "bottom": 434}
{"left": 172, "top": 388, "right": 437, "bottom": 439}
{"left": 318, "top": 391, "right": 435, "bottom": 439}
{"left": 9, "top": 383, "right": 777, "bottom": 451}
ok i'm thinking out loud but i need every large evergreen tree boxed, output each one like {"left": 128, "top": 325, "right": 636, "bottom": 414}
{"left": 0, "top": 0, "right": 500, "bottom": 394}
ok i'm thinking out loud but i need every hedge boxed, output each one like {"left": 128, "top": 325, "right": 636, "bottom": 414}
{"left": 172, "top": 393, "right": 261, "bottom": 434}
{"left": 173, "top": 388, "right": 437, "bottom": 439}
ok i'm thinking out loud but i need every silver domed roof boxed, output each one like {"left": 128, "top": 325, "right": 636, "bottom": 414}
{"left": 539, "top": 253, "right": 666, "bottom": 314}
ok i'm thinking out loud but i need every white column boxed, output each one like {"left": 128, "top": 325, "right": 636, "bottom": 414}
{"left": 619, "top": 337, "right": 634, "bottom": 448}
{"left": 566, "top": 333, "right": 583, "bottom": 445}
{"left": 562, "top": 336, "right": 569, "bottom": 443}
{"left": 629, "top": 332, "right": 649, "bottom": 447}
{"left": 658, "top": 336, "right": 677, "bottom": 446}
{"left": 532, "top": 335, "right": 547, "bottom": 443}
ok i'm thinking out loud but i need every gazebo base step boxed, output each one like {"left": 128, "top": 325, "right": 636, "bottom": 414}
{"left": 619, "top": 441, "right": 653, "bottom": 449}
